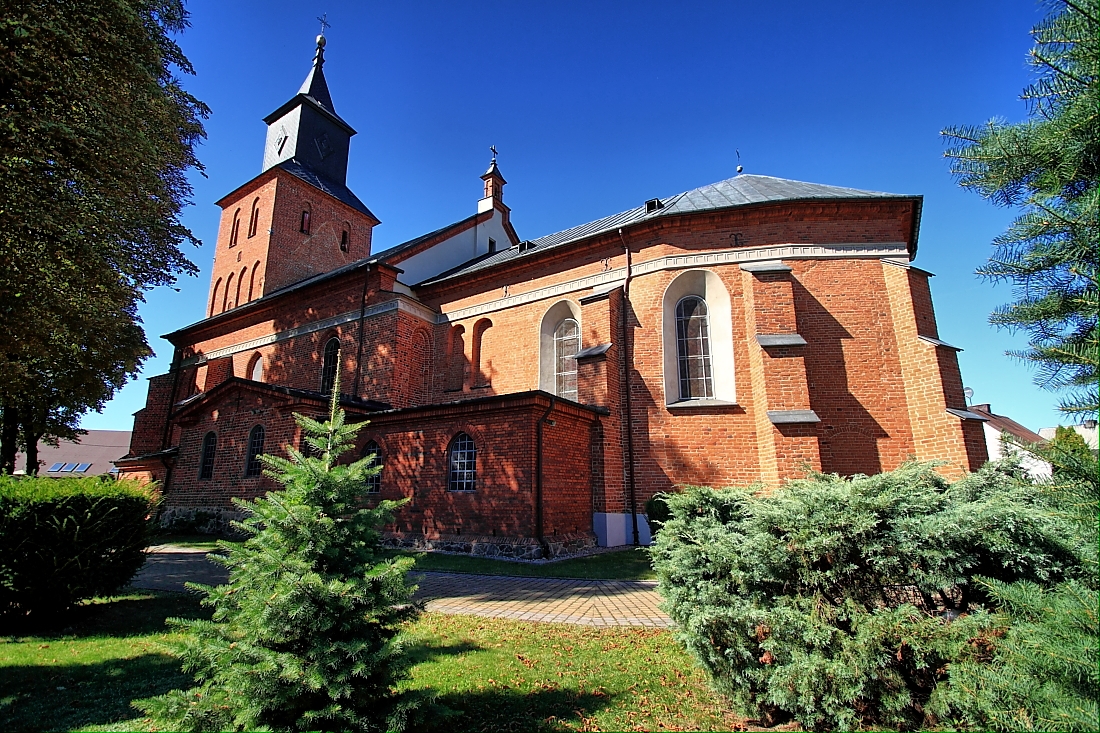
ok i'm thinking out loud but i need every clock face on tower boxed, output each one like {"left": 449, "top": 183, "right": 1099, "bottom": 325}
{"left": 274, "top": 126, "right": 289, "bottom": 155}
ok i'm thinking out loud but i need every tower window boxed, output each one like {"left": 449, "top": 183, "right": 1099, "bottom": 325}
{"left": 199, "top": 432, "right": 217, "bottom": 480}
{"left": 340, "top": 229, "right": 349, "bottom": 252}
{"left": 245, "top": 425, "right": 265, "bottom": 477}
{"left": 488, "top": 237, "right": 496, "bottom": 254}
{"left": 300, "top": 209, "right": 311, "bottom": 234}
{"left": 247, "top": 198, "right": 260, "bottom": 238}
{"left": 229, "top": 209, "right": 241, "bottom": 247}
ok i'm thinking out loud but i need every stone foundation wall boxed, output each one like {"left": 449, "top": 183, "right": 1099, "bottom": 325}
{"left": 156, "top": 505, "right": 247, "bottom": 537}
{"left": 382, "top": 530, "right": 596, "bottom": 561}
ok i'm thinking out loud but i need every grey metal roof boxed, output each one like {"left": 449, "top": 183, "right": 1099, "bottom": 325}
{"left": 417, "top": 174, "right": 920, "bottom": 286}
{"left": 277, "top": 160, "right": 376, "bottom": 219}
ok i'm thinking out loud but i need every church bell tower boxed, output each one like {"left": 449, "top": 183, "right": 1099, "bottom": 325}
{"left": 205, "top": 33, "right": 378, "bottom": 318}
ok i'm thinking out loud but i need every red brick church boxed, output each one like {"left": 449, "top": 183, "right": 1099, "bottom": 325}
{"left": 118, "top": 36, "right": 989, "bottom": 558}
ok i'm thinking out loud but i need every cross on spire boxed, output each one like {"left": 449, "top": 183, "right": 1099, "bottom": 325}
{"left": 317, "top": 13, "right": 331, "bottom": 36}
{"left": 490, "top": 145, "right": 498, "bottom": 162}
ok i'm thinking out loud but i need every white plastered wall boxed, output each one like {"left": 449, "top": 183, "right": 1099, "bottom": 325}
{"left": 395, "top": 209, "right": 514, "bottom": 286}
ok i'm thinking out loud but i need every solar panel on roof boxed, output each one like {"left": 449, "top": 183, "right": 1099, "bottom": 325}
{"left": 48, "top": 462, "right": 65, "bottom": 472}
{"left": 61, "top": 463, "right": 78, "bottom": 472}
{"left": 75, "top": 463, "right": 93, "bottom": 472}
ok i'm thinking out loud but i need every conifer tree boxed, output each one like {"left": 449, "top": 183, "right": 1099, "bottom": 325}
{"left": 942, "top": 0, "right": 1099, "bottom": 417}
{"left": 139, "top": 373, "right": 420, "bottom": 732}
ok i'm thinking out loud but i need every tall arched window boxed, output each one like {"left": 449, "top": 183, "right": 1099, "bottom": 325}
{"left": 448, "top": 433, "right": 477, "bottom": 492}
{"left": 223, "top": 272, "right": 235, "bottom": 312}
{"left": 199, "top": 432, "right": 217, "bottom": 480}
{"left": 300, "top": 206, "right": 312, "bottom": 234}
{"left": 247, "top": 198, "right": 260, "bottom": 238}
{"left": 245, "top": 425, "right": 265, "bottom": 477}
{"left": 249, "top": 353, "right": 264, "bottom": 382}
{"left": 675, "top": 296, "right": 714, "bottom": 400}
{"left": 340, "top": 226, "right": 350, "bottom": 252}
{"left": 247, "top": 261, "right": 260, "bottom": 302}
{"left": 235, "top": 266, "right": 247, "bottom": 308}
{"left": 210, "top": 278, "right": 222, "bottom": 316}
{"left": 229, "top": 209, "right": 241, "bottom": 246}
{"left": 362, "top": 439, "right": 381, "bottom": 493}
{"left": 553, "top": 318, "right": 579, "bottom": 401}
{"left": 320, "top": 337, "right": 340, "bottom": 395}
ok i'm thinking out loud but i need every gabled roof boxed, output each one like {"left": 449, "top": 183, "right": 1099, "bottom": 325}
{"left": 970, "top": 404, "right": 1047, "bottom": 444}
{"left": 277, "top": 160, "right": 377, "bottom": 220}
{"left": 418, "top": 174, "right": 922, "bottom": 286}
{"left": 171, "top": 377, "right": 390, "bottom": 421}
{"left": 371, "top": 212, "right": 483, "bottom": 263}
{"left": 262, "top": 43, "right": 355, "bottom": 136}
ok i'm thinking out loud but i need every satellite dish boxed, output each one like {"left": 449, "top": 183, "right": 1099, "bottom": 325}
{"left": 963, "top": 387, "right": 974, "bottom": 405}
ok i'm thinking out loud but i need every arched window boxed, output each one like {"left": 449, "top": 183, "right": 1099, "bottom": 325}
{"left": 340, "top": 228, "right": 350, "bottom": 252}
{"left": 249, "top": 353, "right": 263, "bottom": 382}
{"left": 300, "top": 207, "right": 312, "bottom": 234}
{"left": 554, "top": 318, "right": 579, "bottom": 401}
{"left": 199, "top": 432, "right": 217, "bottom": 480}
{"left": 662, "top": 270, "right": 736, "bottom": 405}
{"left": 539, "top": 300, "right": 582, "bottom": 396}
{"left": 247, "top": 261, "right": 260, "bottom": 302}
{"left": 247, "top": 198, "right": 260, "bottom": 238}
{"left": 471, "top": 318, "right": 492, "bottom": 387}
{"left": 675, "top": 296, "right": 714, "bottom": 399}
{"left": 320, "top": 337, "right": 340, "bottom": 395}
{"left": 235, "top": 266, "right": 247, "bottom": 308}
{"left": 229, "top": 209, "right": 241, "bottom": 247}
{"left": 210, "top": 278, "right": 222, "bottom": 316}
{"left": 245, "top": 425, "right": 265, "bottom": 477}
{"left": 448, "top": 433, "right": 477, "bottom": 492}
{"left": 223, "top": 271, "right": 235, "bottom": 312}
{"left": 361, "top": 439, "right": 381, "bottom": 493}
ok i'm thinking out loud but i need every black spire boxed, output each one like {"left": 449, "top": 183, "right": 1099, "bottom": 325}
{"left": 261, "top": 34, "right": 355, "bottom": 185}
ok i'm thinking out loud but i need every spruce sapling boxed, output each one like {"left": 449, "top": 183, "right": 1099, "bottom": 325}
{"left": 139, "top": 367, "right": 420, "bottom": 732}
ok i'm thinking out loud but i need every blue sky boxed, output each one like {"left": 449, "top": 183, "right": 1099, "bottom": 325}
{"left": 82, "top": 0, "right": 1071, "bottom": 433}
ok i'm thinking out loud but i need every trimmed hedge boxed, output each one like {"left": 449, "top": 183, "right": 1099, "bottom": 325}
{"left": 0, "top": 476, "right": 157, "bottom": 617}
{"left": 650, "top": 460, "right": 1088, "bottom": 731}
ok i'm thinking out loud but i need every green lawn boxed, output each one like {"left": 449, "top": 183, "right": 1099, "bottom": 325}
{"left": 0, "top": 591, "right": 741, "bottom": 732}
{"left": 149, "top": 533, "right": 657, "bottom": 581}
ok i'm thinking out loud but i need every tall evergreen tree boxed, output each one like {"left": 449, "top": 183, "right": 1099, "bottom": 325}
{"left": 139, "top": 377, "right": 421, "bottom": 732}
{"left": 942, "top": 0, "right": 1099, "bottom": 417}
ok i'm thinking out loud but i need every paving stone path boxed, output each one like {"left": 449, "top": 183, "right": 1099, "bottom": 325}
{"left": 131, "top": 546, "right": 672, "bottom": 628}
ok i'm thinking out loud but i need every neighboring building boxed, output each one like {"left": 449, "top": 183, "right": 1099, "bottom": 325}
{"left": 14, "top": 430, "right": 132, "bottom": 477}
{"left": 1039, "top": 420, "right": 1099, "bottom": 451}
{"left": 117, "top": 37, "right": 988, "bottom": 557}
{"left": 968, "top": 404, "right": 1051, "bottom": 480}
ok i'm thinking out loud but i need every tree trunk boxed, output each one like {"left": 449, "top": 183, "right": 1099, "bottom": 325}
{"left": 23, "top": 425, "right": 41, "bottom": 476}
{"left": 0, "top": 403, "right": 18, "bottom": 474}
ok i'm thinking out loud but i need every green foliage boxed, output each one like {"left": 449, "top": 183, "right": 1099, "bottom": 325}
{"left": 0, "top": 0, "right": 208, "bottom": 470}
{"left": 650, "top": 461, "right": 1087, "bottom": 730}
{"left": 942, "top": 0, "right": 1099, "bottom": 417}
{"left": 644, "top": 491, "right": 675, "bottom": 533}
{"left": 930, "top": 431, "right": 1099, "bottom": 731}
{"left": 0, "top": 476, "right": 156, "bottom": 618}
{"left": 139, "top": 387, "right": 421, "bottom": 732}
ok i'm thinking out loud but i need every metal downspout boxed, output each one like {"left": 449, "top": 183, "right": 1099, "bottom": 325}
{"left": 351, "top": 263, "right": 372, "bottom": 398}
{"left": 618, "top": 228, "right": 640, "bottom": 546}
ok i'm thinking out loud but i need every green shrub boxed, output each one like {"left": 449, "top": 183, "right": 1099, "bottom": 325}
{"left": 644, "top": 491, "right": 675, "bottom": 533}
{"left": 139, "top": 384, "right": 422, "bottom": 732}
{"left": 650, "top": 460, "right": 1087, "bottom": 731}
{"left": 0, "top": 476, "right": 156, "bottom": 618}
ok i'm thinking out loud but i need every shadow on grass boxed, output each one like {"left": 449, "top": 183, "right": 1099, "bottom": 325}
{"left": 4, "top": 591, "right": 208, "bottom": 639}
{"left": 0, "top": 652, "right": 190, "bottom": 733}
{"left": 409, "top": 687, "right": 616, "bottom": 733}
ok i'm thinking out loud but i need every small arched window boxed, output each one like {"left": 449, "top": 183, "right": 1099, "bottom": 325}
{"left": 675, "top": 296, "right": 714, "bottom": 400}
{"left": 448, "top": 432, "right": 477, "bottom": 492}
{"left": 300, "top": 207, "right": 312, "bottom": 234}
{"left": 249, "top": 353, "right": 264, "bottom": 382}
{"left": 223, "top": 272, "right": 235, "bottom": 312}
{"left": 247, "top": 198, "right": 260, "bottom": 238}
{"left": 320, "top": 337, "right": 340, "bottom": 395}
{"left": 554, "top": 318, "right": 579, "bottom": 401}
{"left": 245, "top": 425, "right": 265, "bottom": 477}
{"left": 210, "top": 278, "right": 222, "bottom": 316}
{"left": 362, "top": 439, "right": 381, "bottom": 493}
{"left": 199, "top": 432, "right": 217, "bottom": 480}
{"left": 229, "top": 209, "right": 241, "bottom": 247}
{"left": 247, "top": 261, "right": 261, "bottom": 302}
{"left": 340, "top": 228, "right": 350, "bottom": 252}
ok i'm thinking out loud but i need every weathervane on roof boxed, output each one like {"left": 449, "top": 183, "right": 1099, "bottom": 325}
{"left": 490, "top": 145, "right": 498, "bottom": 163}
